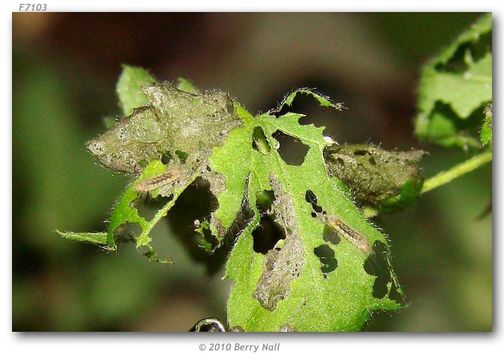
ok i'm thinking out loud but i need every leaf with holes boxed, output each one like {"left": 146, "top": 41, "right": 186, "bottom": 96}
{"left": 414, "top": 14, "right": 492, "bottom": 149}
{"left": 59, "top": 67, "right": 242, "bottom": 262}
{"left": 324, "top": 144, "right": 425, "bottom": 212}
{"left": 59, "top": 68, "right": 404, "bottom": 330}
{"left": 206, "top": 91, "right": 404, "bottom": 331}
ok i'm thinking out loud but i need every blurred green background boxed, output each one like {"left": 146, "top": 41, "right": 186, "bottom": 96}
{"left": 12, "top": 13, "right": 491, "bottom": 331}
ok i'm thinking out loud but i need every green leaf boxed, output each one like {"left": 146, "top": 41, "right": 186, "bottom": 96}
{"left": 176, "top": 77, "right": 198, "bottom": 94}
{"left": 415, "top": 14, "right": 492, "bottom": 149}
{"left": 56, "top": 231, "right": 109, "bottom": 247}
{"left": 167, "top": 90, "right": 405, "bottom": 331}
{"left": 116, "top": 65, "right": 156, "bottom": 116}
{"left": 274, "top": 88, "right": 344, "bottom": 112}
{"left": 83, "top": 76, "right": 243, "bottom": 262}
{"left": 211, "top": 96, "right": 402, "bottom": 331}
{"left": 105, "top": 159, "right": 192, "bottom": 263}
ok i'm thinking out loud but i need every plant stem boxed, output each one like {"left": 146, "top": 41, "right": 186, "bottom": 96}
{"left": 421, "top": 151, "right": 492, "bottom": 194}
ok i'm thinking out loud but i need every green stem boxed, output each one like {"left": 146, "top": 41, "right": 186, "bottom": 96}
{"left": 421, "top": 151, "right": 492, "bottom": 194}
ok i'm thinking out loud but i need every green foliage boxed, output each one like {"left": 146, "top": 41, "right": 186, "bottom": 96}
{"left": 414, "top": 14, "right": 492, "bottom": 149}
{"left": 59, "top": 67, "right": 404, "bottom": 331}
{"left": 413, "top": 14, "right": 493, "bottom": 196}
{"left": 56, "top": 231, "right": 107, "bottom": 246}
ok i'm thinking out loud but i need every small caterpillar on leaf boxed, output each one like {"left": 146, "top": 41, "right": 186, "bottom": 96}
{"left": 134, "top": 168, "right": 181, "bottom": 193}
{"left": 323, "top": 214, "right": 371, "bottom": 255}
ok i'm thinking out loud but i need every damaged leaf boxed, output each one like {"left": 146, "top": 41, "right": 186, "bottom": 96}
{"left": 324, "top": 144, "right": 425, "bottom": 211}
{"left": 216, "top": 91, "right": 403, "bottom": 332}
{"left": 87, "top": 82, "right": 242, "bottom": 175}
{"left": 88, "top": 81, "right": 242, "bottom": 260}
{"left": 414, "top": 14, "right": 492, "bottom": 149}
{"left": 253, "top": 176, "right": 305, "bottom": 311}
{"left": 60, "top": 67, "right": 405, "bottom": 331}
{"left": 60, "top": 69, "right": 243, "bottom": 262}
{"left": 274, "top": 87, "right": 345, "bottom": 112}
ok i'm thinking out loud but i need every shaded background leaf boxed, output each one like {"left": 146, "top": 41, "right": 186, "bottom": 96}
{"left": 117, "top": 64, "right": 156, "bottom": 116}
{"left": 414, "top": 14, "right": 492, "bottom": 149}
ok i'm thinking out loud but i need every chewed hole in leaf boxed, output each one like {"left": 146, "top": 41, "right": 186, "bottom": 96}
{"left": 193, "top": 220, "right": 214, "bottom": 253}
{"left": 435, "top": 43, "right": 470, "bottom": 73}
{"left": 364, "top": 240, "right": 392, "bottom": 299}
{"left": 168, "top": 177, "right": 220, "bottom": 256}
{"left": 272, "top": 94, "right": 301, "bottom": 117}
{"left": 252, "top": 126, "right": 271, "bottom": 154}
{"left": 272, "top": 86, "right": 340, "bottom": 118}
{"left": 470, "top": 31, "right": 492, "bottom": 62}
{"left": 314, "top": 244, "right": 337, "bottom": 278}
{"left": 435, "top": 31, "right": 492, "bottom": 73}
{"left": 256, "top": 190, "right": 275, "bottom": 213}
{"left": 161, "top": 152, "right": 173, "bottom": 165}
{"left": 353, "top": 149, "right": 369, "bottom": 156}
{"left": 388, "top": 282, "right": 405, "bottom": 304}
{"left": 175, "top": 150, "right": 189, "bottom": 164}
{"left": 272, "top": 130, "right": 309, "bottom": 166}
{"left": 113, "top": 222, "right": 142, "bottom": 243}
{"left": 132, "top": 194, "right": 174, "bottom": 222}
{"left": 252, "top": 215, "right": 286, "bottom": 255}
{"left": 424, "top": 101, "right": 484, "bottom": 154}
{"left": 305, "top": 189, "right": 324, "bottom": 216}
{"left": 323, "top": 224, "right": 341, "bottom": 245}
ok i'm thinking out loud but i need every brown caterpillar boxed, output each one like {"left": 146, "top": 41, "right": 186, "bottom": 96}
{"left": 134, "top": 167, "right": 181, "bottom": 193}
{"left": 324, "top": 215, "right": 371, "bottom": 255}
